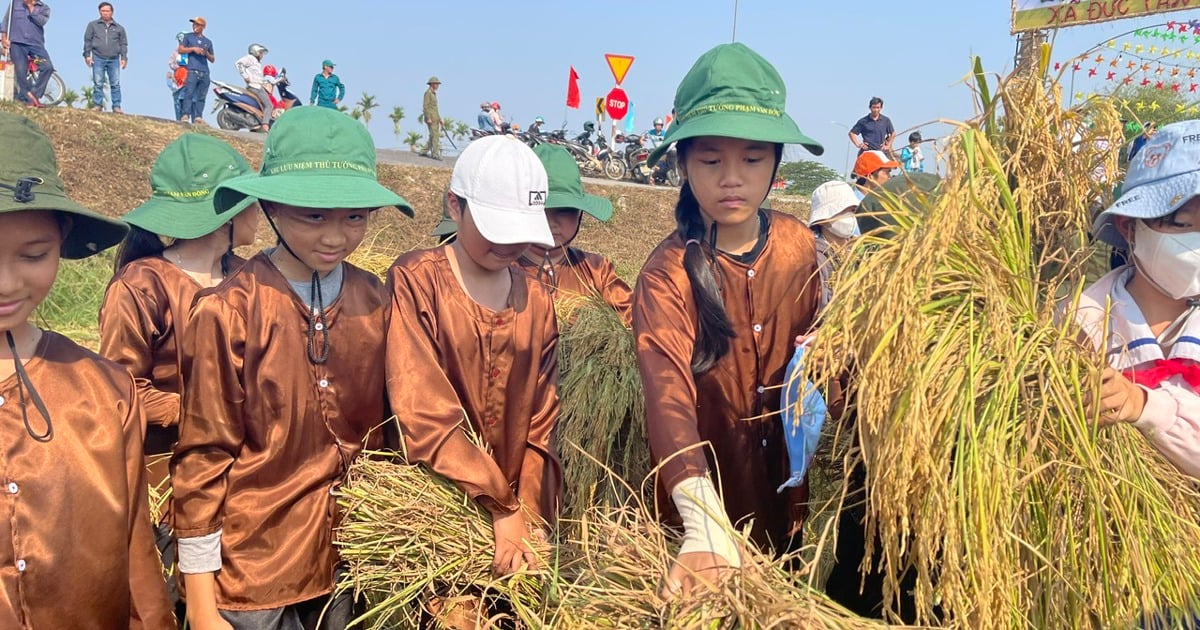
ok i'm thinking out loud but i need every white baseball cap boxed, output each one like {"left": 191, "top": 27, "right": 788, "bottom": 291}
{"left": 808, "top": 180, "right": 860, "bottom": 225}
{"left": 449, "top": 135, "right": 553, "bottom": 247}
{"left": 1094, "top": 119, "right": 1200, "bottom": 249}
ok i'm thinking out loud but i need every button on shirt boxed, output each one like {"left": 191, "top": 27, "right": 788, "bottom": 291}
{"left": 172, "top": 254, "right": 387, "bottom": 609}
{"left": 385, "top": 247, "right": 563, "bottom": 523}
{"left": 0, "top": 332, "right": 174, "bottom": 628}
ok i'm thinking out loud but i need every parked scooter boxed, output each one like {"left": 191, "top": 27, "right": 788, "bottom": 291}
{"left": 212, "top": 67, "right": 300, "bottom": 131}
{"left": 614, "top": 133, "right": 653, "bottom": 184}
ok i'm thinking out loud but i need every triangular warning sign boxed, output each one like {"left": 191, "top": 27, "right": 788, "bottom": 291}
{"left": 605, "top": 54, "right": 635, "bottom": 85}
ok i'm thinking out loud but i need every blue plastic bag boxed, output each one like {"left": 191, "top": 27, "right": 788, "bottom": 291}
{"left": 777, "top": 343, "right": 827, "bottom": 494}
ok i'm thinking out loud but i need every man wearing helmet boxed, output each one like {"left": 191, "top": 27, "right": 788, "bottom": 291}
{"left": 477, "top": 101, "right": 495, "bottom": 132}
{"left": 642, "top": 117, "right": 666, "bottom": 149}
{"left": 421, "top": 76, "right": 442, "bottom": 160}
{"left": 529, "top": 116, "right": 545, "bottom": 136}
{"left": 235, "top": 42, "right": 271, "bottom": 131}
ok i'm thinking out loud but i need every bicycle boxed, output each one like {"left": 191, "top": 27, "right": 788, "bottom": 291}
{"left": 5, "top": 53, "right": 65, "bottom": 107}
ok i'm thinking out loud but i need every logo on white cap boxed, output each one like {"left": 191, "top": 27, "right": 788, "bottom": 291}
{"left": 529, "top": 191, "right": 546, "bottom": 206}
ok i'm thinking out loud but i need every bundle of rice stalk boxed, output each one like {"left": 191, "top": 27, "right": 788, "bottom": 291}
{"left": 334, "top": 456, "right": 553, "bottom": 629}
{"left": 551, "top": 503, "right": 886, "bottom": 629}
{"left": 555, "top": 294, "right": 651, "bottom": 518}
{"left": 801, "top": 59, "right": 1200, "bottom": 627}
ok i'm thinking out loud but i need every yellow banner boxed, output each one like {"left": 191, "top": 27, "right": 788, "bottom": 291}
{"left": 1012, "top": 0, "right": 1197, "bottom": 33}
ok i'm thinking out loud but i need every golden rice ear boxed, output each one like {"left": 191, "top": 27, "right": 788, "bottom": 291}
{"left": 798, "top": 60, "right": 1200, "bottom": 628}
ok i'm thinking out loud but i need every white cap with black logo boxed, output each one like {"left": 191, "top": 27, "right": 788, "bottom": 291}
{"left": 449, "top": 135, "right": 553, "bottom": 247}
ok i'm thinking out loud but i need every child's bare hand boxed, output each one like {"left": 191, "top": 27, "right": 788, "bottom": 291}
{"left": 1089, "top": 367, "right": 1147, "bottom": 427}
{"left": 491, "top": 509, "right": 538, "bottom": 576}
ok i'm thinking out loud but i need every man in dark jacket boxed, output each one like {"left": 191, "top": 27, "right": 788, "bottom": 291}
{"left": 82, "top": 2, "right": 127, "bottom": 112}
{"left": 0, "top": 0, "right": 53, "bottom": 107}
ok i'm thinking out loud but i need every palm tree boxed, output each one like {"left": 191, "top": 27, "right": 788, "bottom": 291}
{"left": 81, "top": 85, "right": 94, "bottom": 107}
{"left": 388, "top": 106, "right": 405, "bottom": 145}
{"left": 404, "top": 131, "right": 423, "bottom": 153}
{"left": 337, "top": 104, "right": 349, "bottom": 113}
{"left": 350, "top": 108, "right": 363, "bottom": 121}
{"left": 356, "top": 93, "right": 379, "bottom": 128}
{"left": 452, "top": 121, "right": 469, "bottom": 143}
{"left": 61, "top": 88, "right": 80, "bottom": 108}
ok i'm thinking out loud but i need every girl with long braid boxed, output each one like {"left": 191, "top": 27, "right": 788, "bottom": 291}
{"left": 631, "top": 43, "right": 824, "bottom": 597}
{"left": 170, "top": 107, "right": 412, "bottom": 630}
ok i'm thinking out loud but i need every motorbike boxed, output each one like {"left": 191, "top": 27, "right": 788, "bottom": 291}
{"left": 212, "top": 67, "right": 300, "bottom": 131}
{"left": 610, "top": 134, "right": 678, "bottom": 186}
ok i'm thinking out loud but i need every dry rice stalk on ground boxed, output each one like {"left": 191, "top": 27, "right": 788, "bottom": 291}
{"left": 334, "top": 457, "right": 553, "bottom": 629}
{"left": 801, "top": 61, "right": 1200, "bottom": 628}
{"left": 551, "top": 504, "right": 887, "bottom": 630}
{"left": 555, "top": 295, "right": 651, "bottom": 518}
{"left": 336, "top": 455, "right": 886, "bottom": 628}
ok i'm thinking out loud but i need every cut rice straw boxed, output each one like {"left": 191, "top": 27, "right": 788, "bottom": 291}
{"left": 555, "top": 293, "right": 651, "bottom": 518}
{"left": 799, "top": 56, "right": 1200, "bottom": 627}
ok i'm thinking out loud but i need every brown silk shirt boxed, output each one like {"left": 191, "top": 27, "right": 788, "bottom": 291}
{"left": 517, "top": 247, "right": 633, "bottom": 325}
{"left": 0, "top": 332, "right": 175, "bottom": 629}
{"left": 171, "top": 254, "right": 388, "bottom": 610}
{"left": 385, "top": 247, "right": 563, "bottom": 523}
{"left": 99, "top": 255, "right": 243, "bottom": 488}
{"left": 633, "top": 211, "right": 821, "bottom": 550}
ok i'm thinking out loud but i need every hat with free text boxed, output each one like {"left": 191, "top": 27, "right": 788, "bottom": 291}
{"left": 532, "top": 143, "right": 612, "bottom": 221}
{"left": 189, "top": 16, "right": 206, "bottom": 27}
{"left": 123, "top": 134, "right": 255, "bottom": 239}
{"left": 1094, "top": 119, "right": 1200, "bottom": 249}
{"left": 449, "top": 135, "right": 552, "bottom": 247}
{"left": 214, "top": 107, "right": 413, "bottom": 216}
{"left": 649, "top": 42, "right": 824, "bottom": 166}
{"left": 808, "top": 180, "right": 860, "bottom": 226}
{"left": 0, "top": 114, "right": 127, "bottom": 259}
{"left": 322, "top": 59, "right": 335, "bottom": 68}
{"left": 853, "top": 150, "right": 900, "bottom": 179}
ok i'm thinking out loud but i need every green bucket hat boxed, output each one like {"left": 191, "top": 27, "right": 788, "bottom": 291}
{"left": 0, "top": 113, "right": 127, "bottom": 259}
{"left": 532, "top": 143, "right": 613, "bottom": 221}
{"left": 431, "top": 186, "right": 456, "bottom": 237}
{"left": 215, "top": 107, "right": 413, "bottom": 216}
{"left": 122, "top": 134, "right": 254, "bottom": 239}
{"left": 427, "top": 76, "right": 441, "bottom": 85}
{"left": 649, "top": 43, "right": 823, "bottom": 167}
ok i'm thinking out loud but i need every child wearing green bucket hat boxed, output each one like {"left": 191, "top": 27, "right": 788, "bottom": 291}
{"left": 517, "top": 143, "right": 633, "bottom": 324}
{"left": 632, "top": 43, "right": 824, "bottom": 597}
{"left": 170, "top": 106, "right": 413, "bottom": 629}
{"left": 99, "top": 132, "right": 259, "bottom": 619}
{"left": 0, "top": 113, "right": 176, "bottom": 627}
{"left": 385, "top": 136, "right": 562, "bottom": 616}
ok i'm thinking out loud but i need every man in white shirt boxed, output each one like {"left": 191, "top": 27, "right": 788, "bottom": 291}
{"left": 234, "top": 42, "right": 271, "bottom": 131}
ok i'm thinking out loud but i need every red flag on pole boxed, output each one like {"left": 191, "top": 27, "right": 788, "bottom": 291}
{"left": 566, "top": 66, "right": 581, "bottom": 109}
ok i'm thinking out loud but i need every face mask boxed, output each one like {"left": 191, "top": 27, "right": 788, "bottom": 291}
{"left": 1132, "top": 222, "right": 1200, "bottom": 300}
{"left": 824, "top": 214, "right": 859, "bottom": 239}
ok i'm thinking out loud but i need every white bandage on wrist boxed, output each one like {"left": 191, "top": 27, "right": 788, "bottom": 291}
{"left": 671, "top": 476, "right": 742, "bottom": 568}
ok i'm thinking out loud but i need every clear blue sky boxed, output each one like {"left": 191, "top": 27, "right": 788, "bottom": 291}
{"left": 21, "top": 1, "right": 1198, "bottom": 174}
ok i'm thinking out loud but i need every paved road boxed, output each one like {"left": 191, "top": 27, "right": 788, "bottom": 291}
{"left": 211, "top": 124, "right": 660, "bottom": 189}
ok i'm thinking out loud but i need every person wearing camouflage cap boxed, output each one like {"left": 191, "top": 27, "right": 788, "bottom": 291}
{"left": 421, "top": 75, "right": 443, "bottom": 160}
{"left": 0, "top": 112, "right": 176, "bottom": 627}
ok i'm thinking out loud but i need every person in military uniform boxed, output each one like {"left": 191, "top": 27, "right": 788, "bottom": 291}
{"left": 422, "top": 76, "right": 442, "bottom": 160}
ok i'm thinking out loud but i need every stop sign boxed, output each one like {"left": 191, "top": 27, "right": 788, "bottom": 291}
{"left": 606, "top": 87, "right": 629, "bottom": 120}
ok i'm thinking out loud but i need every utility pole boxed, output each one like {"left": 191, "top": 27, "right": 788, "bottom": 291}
{"left": 732, "top": 0, "right": 739, "bottom": 42}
